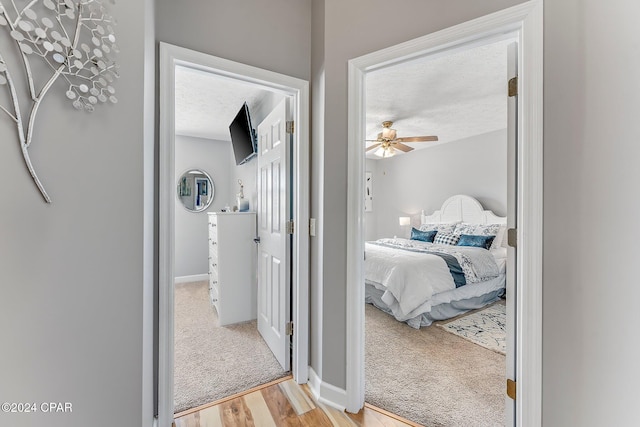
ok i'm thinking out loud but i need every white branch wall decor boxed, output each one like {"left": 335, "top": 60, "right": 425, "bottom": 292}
{"left": 0, "top": 0, "right": 119, "bottom": 203}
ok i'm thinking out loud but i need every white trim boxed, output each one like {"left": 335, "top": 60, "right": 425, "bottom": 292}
{"left": 515, "top": 2, "right": 543, "bottom": 425}
{"left": 158, "top": 43, "right": 176, "bottom": 427}
{"left": 173, "top": 274, "right": 208, "bottom": 284}
{"left": 346, "top": 2, "right": 543, "bottom": 426}
{"left": 141, "top": 0, "right": 155, "bottom": 425}
{"left": 158, "top": 42, "right": 310, "bottom": 427}
{"left": 307, "top": 367, "right": 348, "bottom": 412}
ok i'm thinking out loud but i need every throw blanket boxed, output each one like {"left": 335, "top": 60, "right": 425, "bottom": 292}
{"left": 369, "top": 241, "right": 466, "bottom": 287}
{"left": 365, "top": 238, "right": 500, "bottom": 322}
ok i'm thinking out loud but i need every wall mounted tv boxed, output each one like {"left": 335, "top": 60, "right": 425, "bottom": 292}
{"left": 229, "top": 102, "right": 257, "bottom": 165}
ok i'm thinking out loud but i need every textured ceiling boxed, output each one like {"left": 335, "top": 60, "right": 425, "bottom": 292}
{"left": 174, "top": 66, "right": 272, "bottom": 141}
{"left": 175, "top": 39, "right": 512, "bottom": 151}
{"left": 365, "top": 39, "right": 512, "bottom": 158}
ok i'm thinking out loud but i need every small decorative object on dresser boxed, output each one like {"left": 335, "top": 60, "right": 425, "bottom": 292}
{"left": 236, "top": 179, "right": 249, "bottom": 212}
{"left": 207, "top": 212, "right": 257, "bottom": 326}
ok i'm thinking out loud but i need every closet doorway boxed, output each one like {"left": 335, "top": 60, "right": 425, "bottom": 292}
{"left": 157, "top": 43, "right": 310, "bottom": 427}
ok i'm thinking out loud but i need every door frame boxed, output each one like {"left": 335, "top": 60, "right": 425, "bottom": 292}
{"left": 345, "top": 1, "right": 543, "bottom": 426}
{"left": 158, "top": 42, "right": 310, "bottom": 427}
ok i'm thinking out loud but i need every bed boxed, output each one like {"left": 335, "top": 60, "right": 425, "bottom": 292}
{"left": 365, "top": 195, "right": 508, "bottom": 328}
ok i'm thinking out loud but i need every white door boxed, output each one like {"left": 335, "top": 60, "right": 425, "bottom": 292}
{"left": 256, "top": 98, "right": 291, "bottom": 371}
{"left": 505, "top": 41, "right": 518, "bottom": 425}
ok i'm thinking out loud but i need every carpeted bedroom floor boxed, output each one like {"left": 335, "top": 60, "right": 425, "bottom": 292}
{"left": 365, "top": 303, "right": 506, "bottom": 426}
{"left": 174, "top": 281, "right": 505, "bottom": 425}
{"left": 173, "top": 281, "right": 287, "bottom": 414}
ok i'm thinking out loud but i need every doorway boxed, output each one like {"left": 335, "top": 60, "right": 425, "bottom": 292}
{"left": 345, "top": 2, "right": 543, "bottom": 426}
{"left": 361, "top": 37, "right": 513, "bottom": 426}
{"left": 158, "top": 43, "right": 310, "bottom": 427}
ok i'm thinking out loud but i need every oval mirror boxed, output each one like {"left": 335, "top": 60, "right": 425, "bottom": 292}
{"left": 177, "top": 169, "right": 215, "bottom": 212}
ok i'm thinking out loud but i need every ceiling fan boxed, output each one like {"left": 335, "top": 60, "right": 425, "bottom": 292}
{"left": 366, "top": 121, "right": 438, "bottom": 158}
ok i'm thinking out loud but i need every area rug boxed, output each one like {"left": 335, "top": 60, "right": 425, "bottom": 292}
{"left": 174, "top": 281, "right": 287, "bottom": 414}
{"left": 437, "top": 303, "right": 506, "bottom": 355}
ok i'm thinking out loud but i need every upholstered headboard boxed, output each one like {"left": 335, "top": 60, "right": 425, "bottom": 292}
{"left": 421, "top": 195, "right": 506, "bottom": 225}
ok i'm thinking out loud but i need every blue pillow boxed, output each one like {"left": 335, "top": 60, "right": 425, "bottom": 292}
{"left": 410, "top": 228, "right": 437, "bottom": 242}
{"left": 457, "top": 234, "right": 495, "bottom": 249}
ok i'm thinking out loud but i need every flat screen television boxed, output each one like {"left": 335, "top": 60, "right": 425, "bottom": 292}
{"left": 229, "top": 102, "right": 257, "bottom": 165}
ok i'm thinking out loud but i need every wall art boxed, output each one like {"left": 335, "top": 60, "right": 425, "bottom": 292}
{"left": 0, "top": 0, "right": 119, "bottom": 203}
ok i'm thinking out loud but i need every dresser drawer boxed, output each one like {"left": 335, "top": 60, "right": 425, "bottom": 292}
{"left": 208, "top": 264, "right": 218, "bottom": 282}
{"left": 208, "top": 252, "right": 218, "bottom": 268}
{"left": 208, "top": 218, "right": 217, "bottom": 234}
{"left": 209, "top": 281, "right": 219, "bottom": 303}
{"left": 208, "top": 237, "right": 218, "bottom": 256}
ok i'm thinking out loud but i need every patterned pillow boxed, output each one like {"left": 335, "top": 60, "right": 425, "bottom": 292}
{"left": 410, "top": 228, "right": 437, "bottom": 242}
{"left": 454, "top": 223, "right": 505, "bottom": 249}
{"left": 457, "top": 234, "right": 496, "bottom": 250}
{"left": 419, "top": 222, "right": 458, "bottom": 234}
{"left": 434, "top": 232, "right": 461, "bottom": 245}
{"left": 454, "top": 222, "right": 498, "bottom": 235}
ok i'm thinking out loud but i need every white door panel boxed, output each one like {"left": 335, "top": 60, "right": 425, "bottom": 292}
{"left": 257, "top": 98, "right": 290, "bottom": 371}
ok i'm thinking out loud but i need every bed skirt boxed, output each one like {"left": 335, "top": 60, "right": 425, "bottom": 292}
{"left": 365, "top": 281, "right": 505, "bottom": 329}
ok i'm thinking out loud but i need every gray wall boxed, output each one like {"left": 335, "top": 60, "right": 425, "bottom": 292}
{"left": 0, "top": 2, "right": 148, "bottom": 427}
{"left": 156, "top": 0, "right": 312, "bottom": 82}
{"left": 310, "top": 0, "right": 326, "bottom": 375}
{"left": 368, "top": 130, "right": 507, "bottom": 240}
{"left": 174, "top": 135, "right": 233, "bottom": 278}
{"left": 313, "top": 0, "right": 526, "bottom": 389}
{"left": 543, "top": 1, "right": 640, "bottom": 426}
{"left": 364, "top": 158, "right": 378, "bottom": 242}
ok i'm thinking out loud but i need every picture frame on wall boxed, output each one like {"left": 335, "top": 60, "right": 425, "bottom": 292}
{"left": 365, "top": 172, "right": 373, "bottom": 212}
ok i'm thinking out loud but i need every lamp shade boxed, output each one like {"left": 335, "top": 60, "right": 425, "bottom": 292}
{"left": 399, "top": 216, "right": 411, "bottom": 226}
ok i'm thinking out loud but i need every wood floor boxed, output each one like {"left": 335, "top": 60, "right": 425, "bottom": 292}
{"left": 174, "top": 376, "right": 421, "bottom": 427}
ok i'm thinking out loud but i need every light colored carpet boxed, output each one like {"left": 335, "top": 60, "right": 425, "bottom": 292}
{"left": 365, "top": 303, "right": 506, "bottom": 427}
{"left": 438, "top": 303, "right": 506, "bottom": 355}
{"left": 174, "top": 281, "right": 287, "bottom": 414}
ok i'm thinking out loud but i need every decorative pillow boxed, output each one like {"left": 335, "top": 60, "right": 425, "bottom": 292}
{"left": 491, "top": 225, "right": 507, "bottom": 250}
{"left": 433, "top": 232, "right": 461, "bottom": 245}
{"left": 457, "top": 234, "right": 496, "bottom": 250}
{"left": 454, "top": 222, "right": 500, "bottom": 236}
{"left": 410, "top": 228, "right": 437, "bottom": 242}
{"left": 454, "top": 222, "right": 505, "bottom": 249}
{"left": 419, "top": 222, "right": 458, "bottom": 234}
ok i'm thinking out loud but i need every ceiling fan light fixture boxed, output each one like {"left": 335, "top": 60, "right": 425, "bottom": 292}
{"left": 381, "top": 121, "right": 397, "bottom": 140}
{"left": 374, "top": 146, "right": 396, "bottom": 158}
{"left": 381, "top": 127, "right": 396, "bottom": 140}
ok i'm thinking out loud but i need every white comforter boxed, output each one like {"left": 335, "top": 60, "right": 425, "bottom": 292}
{"left": 365, "top": 238, "right": 500, "bottom": 322}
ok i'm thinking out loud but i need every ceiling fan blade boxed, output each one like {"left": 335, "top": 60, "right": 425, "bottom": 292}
{"left": 395, "top": 135, "right": 439, "bottom": 143}
{"left": 392, "top": 142, "right": 414, "bottom": 153}
{"left": 366, "top": 143, "right": 382, "bottom": 152}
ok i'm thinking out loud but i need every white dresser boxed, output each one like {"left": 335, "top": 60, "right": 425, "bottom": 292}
{"left": 207, "top": 212, "right": 257, "bottom": 326}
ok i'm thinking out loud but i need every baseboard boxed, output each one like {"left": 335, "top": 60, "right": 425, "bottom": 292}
{"left": 174, "top": 274, "right": 208, "bottom": 284}
{"left": 307, "top": 367, "right": 348, "bottom": 411}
